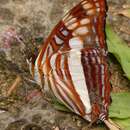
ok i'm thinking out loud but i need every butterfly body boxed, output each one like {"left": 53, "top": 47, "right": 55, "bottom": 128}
{"left": 28, "top": 0, "right": 121, "bottom": 130}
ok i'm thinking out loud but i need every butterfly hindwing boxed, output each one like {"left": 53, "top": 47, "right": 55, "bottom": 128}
{"left": 43, "top": 47, "right": 110, "bottom": 121}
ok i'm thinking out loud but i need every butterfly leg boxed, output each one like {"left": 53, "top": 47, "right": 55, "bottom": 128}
{"left": 87, "top": 117, "right": 98, "bottom": 130}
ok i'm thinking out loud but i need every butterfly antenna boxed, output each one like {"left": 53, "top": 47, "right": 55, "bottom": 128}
{"left": 104, "top": 119, "right": 122, "bottom": 130}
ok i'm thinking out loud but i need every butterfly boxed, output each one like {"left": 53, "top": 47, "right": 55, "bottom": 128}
{"left": 27, "top": 0, "right": 121, "bottom": 130}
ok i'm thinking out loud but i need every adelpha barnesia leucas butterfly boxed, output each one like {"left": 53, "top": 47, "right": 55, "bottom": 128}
{"left": 27, "top": 0, "right": 121, "bottom": 130}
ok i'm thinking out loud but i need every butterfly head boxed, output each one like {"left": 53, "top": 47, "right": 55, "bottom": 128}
{"left": 26, "top": 37, "right": 43, "bottom": 77}
{"left": 26, "top": 46, "right": 39, "bottom": 77}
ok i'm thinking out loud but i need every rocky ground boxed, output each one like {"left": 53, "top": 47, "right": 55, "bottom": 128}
{"left": 0, "top": 0, "right": 130, "bottom": 130}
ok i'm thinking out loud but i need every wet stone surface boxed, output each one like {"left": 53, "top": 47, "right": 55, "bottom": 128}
{"left": 0, "top": 0, "right": 10, "bottom": 4}
{"left": 0, "top": 8, "right": 14, "bottom": 24}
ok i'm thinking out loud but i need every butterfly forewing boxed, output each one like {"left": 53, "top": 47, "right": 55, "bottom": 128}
{"left": 36, "top": 0, "right": 106, "bottom": 69}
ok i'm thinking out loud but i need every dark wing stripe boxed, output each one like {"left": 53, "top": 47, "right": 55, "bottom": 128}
{"left": 55, "top": 54, "right": 64, "bottom": 79}
{"left": 83, "top": 59, "right": 91, "bottom": 91}
{"left": 104, "top": 62, "right": 111, "bottom": 104}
